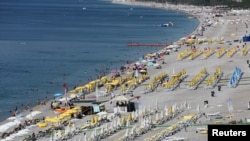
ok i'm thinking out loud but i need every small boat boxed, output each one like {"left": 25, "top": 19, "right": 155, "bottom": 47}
{"left": 160, "top": 22, "right": 174, "bottom": 27}
{"left": 54, "top": 107, "right": 70, "bottom": 114}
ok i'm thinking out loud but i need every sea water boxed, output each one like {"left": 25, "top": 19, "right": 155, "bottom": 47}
{"left": 0, "top": 0, "right": 199, "bottom": 121}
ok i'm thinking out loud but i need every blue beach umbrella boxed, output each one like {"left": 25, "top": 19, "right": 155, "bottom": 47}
{"left": 54, "top": 93, "right": 63, "bottom": 97}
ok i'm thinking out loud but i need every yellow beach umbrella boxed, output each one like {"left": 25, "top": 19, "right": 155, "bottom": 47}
{"left": 37, "top": 121, "right": 48, "bottom": 128}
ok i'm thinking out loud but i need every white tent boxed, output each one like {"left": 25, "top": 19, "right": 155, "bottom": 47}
{"left": 26, "top": 111, "right": 42, "bottom": 120}
{"left": 0, "top": 119, "right": 21, "bottom": 133}
{"left": 110, "top": 95, "right": 133, "bottom": 102}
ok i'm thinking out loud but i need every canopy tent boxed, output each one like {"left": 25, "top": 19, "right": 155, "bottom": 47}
{"left": 110, "top": 95, "right": 134, "bottom": 102}
{"left": 58, "top": 97, "right": 73, "bottom": 102}
{"left": 0, "top": 119, "right": 21, "bottom": 133}
{"left": 26, "top": 110, "right": 42, "bottom": 120}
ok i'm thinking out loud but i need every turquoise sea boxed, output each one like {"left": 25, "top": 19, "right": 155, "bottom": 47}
{"left": 0, "top": 0, "right": 199, "bottom": 121}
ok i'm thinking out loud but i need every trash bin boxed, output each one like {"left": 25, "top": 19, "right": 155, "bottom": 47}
{"left": 211, "top": 91, "right": 215, "bottom": 97}
{"left": 204, "top": 100, "right": 208, "bottom": 106}
{"left": 218, "top": 85, "right": 221, "bottom": 91}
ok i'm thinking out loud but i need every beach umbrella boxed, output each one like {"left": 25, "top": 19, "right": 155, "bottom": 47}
{"left": 135, "top": 61, "right": 141, "bottom": 65}
{"left": 113, "top": 119, "right": 117, "bottom": 129}
{"left": 147, "top": 61, "right": 154, "bottom": 66}
{"left": 100, "top": 126, "right": 104, "bottom": 135}
{"left": 126, "top": 119, "right": 130, "bottom": 127}
{"left": 155, "top": 113, "right": 159, "bottom": 121}
{"left": 153, "top": 63, "right": 160, "bottom": 67}
{"left": 130, "top": 126, "right": 134, "bottom": 136}
{"left": 105, "top": 123, "right": 108, "bottom": 132}
{"left": 0, "top": 120, "right": 21, "bottom": 133}
{"left": 141, "top": 59, "right": 147, "bottom": 64}
{"left": 95, "top": 83, "right": 99, "bottom": 99}
{"left": 26, "top": 110, "right": 42, "bottom": 120}
{"left": 97, "top": 111, "right": 108, "bottom": 116}
{"left": 197, "top": 104, "right": 200, "bottom": 113}
{"left": 125, "top": 128, "right": 129, "bottom": 137}
{"left": 165, "top": 107, "right": 169, "bottom": 116}
{"left": 54, "top": 93, "right": 63, "bottom": 97}
{"left": 155, "top": 101, "right": 159, "bottom": 111}
{"left": 14, "top": 128, "right": 31, "bottom": 137}
{"left": 160, "top": 111, "right": 164, "bottom": 119}
{"left": 91, "top": 131, "right": 95, "bottom": 140}
{"left": 135, "top": 69, "right": 139, "bottom": 78}
{"left": 168, "top": 107, "right": 173, "bottom": 116}
{"left": 94, "top": 128, "right": 97, "bottom": 138}
{"left": 117, "top": 117, "right": 121, "bottom": 127}
{"left": 83, "top": 133, "right": 87, "bottom": 141}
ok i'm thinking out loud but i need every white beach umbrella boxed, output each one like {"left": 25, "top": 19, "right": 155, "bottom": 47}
{"left": 131, "top": 111, "right": 135, "bottom": 119}
{"left": 15, "top": 128, "right": 30, "bottom": 137}
{"left": 155, "top": 113, "right": 159, "bottom": 121}
{"left": 141, "top": 59, "right": 147, "bottom": 64}
{"left": 117, "top": 117, "right": 121, "bottom": 127}
{"left": 126, "top": 119, "right": 130, "bottom": 127}
{"left": 135, "top": 61, "right": 141, "bottom": 65}
{"left": 105, "top": 123, "right": 108, "bottom": 131}
{"left": 155, "top": 100, "right": 159, "bottom": 111}
{"left": 125, "top": 128, "right": 129, "bottom": 137}
{"left": 135, "top": 110, "right": 138, "bottom": 119}
{"left": 83, "top": 133, "right": 87, "bottom": 141}
{"left": 3, "top": 135, "right": 16, "bottom": 141}
{"left": 165, "top": 107, "right": 169, "bottom": 116}
{"left": 148, "top": 104, "right": 151, "bottom": 113}
{"left": 95, "top": 84, "right": 99, "bottom": 99}
{"left": 26, "top": 110, "right": 42, "bottom": 120}
{"left": 135, "top": 69, "right": 139, "bottom": 78}
{"left": 142, "top": 118, "right": 146, "bottom": 128}
{"left": 184, "top": 100, "right": 188, "bottom": 108}
{"left": 7, "top": 116, "right": 19, "bottom": 121}
{"left": 160, "top": 111, "right": 164, "bottom": 119}
{"left": 172, "top": 104, "right": 176, "bottom": 113}
{"left": 50, "top": 133, "right": 53, "bottom": 141}
{"left": 53, "top": 131, "right": 59, "bottom": 140}
{"left": 149, "top": 116, "right": 152, "bottom": 124}
{"left": 72, "top": 123, "right": 76, "bottom": 133}
{"left": 0, "top": 120, "right": 21, "bottom": 133}
{"left": 114, "top": 119, "right": 117, "bottom": 129}
{"left": 130, "top": 126, "right": 134, "bottom": 136}
{"left": 173, "top": 67, "right": 175, "bottom": 74}
{"left": 100, "top": 126, "right": 104, "bottom": 135}
{"left": 197, "top": 104, "right": 200, "bottom": 113}
{"left": 65, "top": 125, "right": 70, "bottom": 135}
{"left": 153, "top": 63, "right": 160, "bottom": 67}
{"left": 109, "top": 122, "right": 113, "bottom": 131}
{"left": 97, "top": 111, "right": 108, "bottom": 116}
{"left": 94, "top": 128, "right": 97, "bottom": 137}
{"left": 91, "top": 131, "right": 95, "bottom": 140}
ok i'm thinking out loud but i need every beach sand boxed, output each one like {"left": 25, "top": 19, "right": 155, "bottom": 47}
{"left": 1, "top": 1, "right": 250, "bottom": 141}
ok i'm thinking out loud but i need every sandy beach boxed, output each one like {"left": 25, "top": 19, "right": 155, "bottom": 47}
{"left": 1, "top": 1, "right": 250, "bottom": 141}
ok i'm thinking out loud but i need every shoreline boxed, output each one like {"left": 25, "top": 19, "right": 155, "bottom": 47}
{"left": 1, "top": 0, "right": 250, "bottom": 141}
